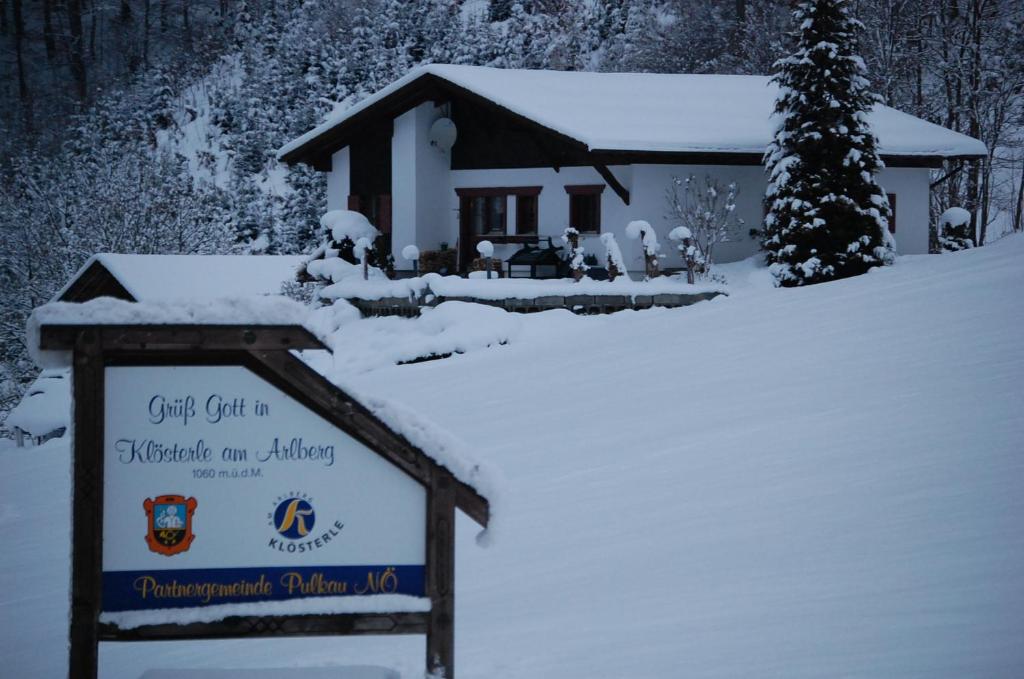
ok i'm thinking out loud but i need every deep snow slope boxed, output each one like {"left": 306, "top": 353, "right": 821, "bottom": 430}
{"left": 2, "top": 237, "right": 1023, "bottom": 678}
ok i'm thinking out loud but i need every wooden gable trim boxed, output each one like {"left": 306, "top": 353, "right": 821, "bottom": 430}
{"left": 593, "top": 164, "right": 630, "bottom": 205}
{"left": 563, "top": 184, "right": 605, "bottom": 195}
{"left": 58, "top": 260, "right": 137, "bottom": 303}
{"left": 283, "top": 72, "right": 592, "bottom": 169}
{"left": 39, "top": 324, "right": 327, "bottom": 352}
{"left": 455, "top": 186, "right": 542, "bottom": 197}
{"left": 590, "top": 149, "right": 956, "bottom": 169}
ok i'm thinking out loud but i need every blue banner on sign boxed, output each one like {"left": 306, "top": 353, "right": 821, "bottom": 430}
{"left": 101, "top": 564, "right": 425, "bottom": 611}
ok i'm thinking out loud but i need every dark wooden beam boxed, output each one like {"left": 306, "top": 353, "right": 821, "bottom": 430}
{"left": 426, "top": 467, "right": 456, "bottom": 678}
{"left": 100, "top": 612, "right": 429, "bottom": 641}
{"left": 593, "top": 164, "right": 630, "bottom": 205}
{"left": 591, "top": 149, "right": 765, "bottom": 166}
{"left": 69, "top": 330, "right": 104, "bottom": 679}
{"left": 58, "top": 260, "right": 137, "bottom": 303}
{"left": 930, "top": 160, "right": 966, "bottom": 189}
{"left": 247, "top": 348, "right": 490, "bottom": 528}
{"left": 39, "top": 325, "right": 327, "bottom": 352}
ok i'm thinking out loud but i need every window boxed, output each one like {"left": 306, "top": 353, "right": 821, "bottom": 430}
{"left": 347, "top": 194, "right": 392, "bottom": 234}
{"left": 565, "top": 185, "right": 604, "bottom": 233}
{"left": 516, "top": 195, "right": 538, "bottom": 235}
{"left": 466, "top": 194, "right": 507, "bottom": 235}
{"left": 455, "top": 187, "right": 542, "bottom": 239}
{"left": 887, "top": 193, "right": 897, "bottom": 234}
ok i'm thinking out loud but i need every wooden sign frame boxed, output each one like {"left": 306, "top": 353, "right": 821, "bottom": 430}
{"left": 39, "top": 324, "right": 489, "bottom": 679}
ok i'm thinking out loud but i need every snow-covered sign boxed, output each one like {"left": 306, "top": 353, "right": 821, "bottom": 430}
{"left": 32, "top": 316, "right": 490, "bottom": 679}
{"left": 102, "top": 365, "right": 426, "bottom": 612}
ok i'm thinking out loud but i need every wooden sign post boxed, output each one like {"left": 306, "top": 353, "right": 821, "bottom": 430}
{"left": 39, "top": 324, "right": 489, "bottom": 679}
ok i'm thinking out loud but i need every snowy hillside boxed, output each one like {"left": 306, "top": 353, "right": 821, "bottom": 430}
{"left": 2, "top": 238, "right": 1023, "bottom": 677}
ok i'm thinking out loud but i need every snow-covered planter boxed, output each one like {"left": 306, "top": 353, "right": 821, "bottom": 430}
{"left": 626, "top": 220, "right": 661, "bottom": 280}
{"left": 937, "top": 207, "right": 973, "bottom": 252}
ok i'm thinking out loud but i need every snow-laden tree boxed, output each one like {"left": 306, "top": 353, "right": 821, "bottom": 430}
{"left": 666, "top": 174, "right": 744, "bottom": 281}
{"left": 761, "top": 0, "right": 895, "bottom": 287}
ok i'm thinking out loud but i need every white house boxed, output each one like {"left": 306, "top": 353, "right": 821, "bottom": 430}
{"left": 278, "top": 65, "right": 987, "bottom": 275}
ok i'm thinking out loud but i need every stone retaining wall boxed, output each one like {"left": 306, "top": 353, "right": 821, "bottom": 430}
{"left": 348, "top": 291, "right": 723, "bottom": 317}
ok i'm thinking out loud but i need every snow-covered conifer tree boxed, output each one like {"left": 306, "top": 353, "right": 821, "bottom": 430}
{"left": 761, "top": 0, "right": 895, "bottom": 286}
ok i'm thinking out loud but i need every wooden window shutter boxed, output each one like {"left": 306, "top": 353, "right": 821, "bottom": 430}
{"left": 377, "top": 195, "right": 392, "bottom": 234}
{"left": 887, "top": 193, "right": 896, "bottom": 234}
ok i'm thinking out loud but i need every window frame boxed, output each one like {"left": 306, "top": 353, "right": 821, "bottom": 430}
{"left": 454, "top": 186, "right": 543, "bottom": 243}
{"left": 515, "top": 194, "right": 539, "bottom": 235}
{"left": 565, "top": 184, "right": 605, "bottom": 234}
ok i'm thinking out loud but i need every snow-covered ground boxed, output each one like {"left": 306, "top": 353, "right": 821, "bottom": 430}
{"left": 2, "top": 237, "right": 1023, "bottom": 678}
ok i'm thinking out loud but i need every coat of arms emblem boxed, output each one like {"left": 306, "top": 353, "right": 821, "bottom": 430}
{"left": 143, "top": 495, "right": 197, "bottom": 556}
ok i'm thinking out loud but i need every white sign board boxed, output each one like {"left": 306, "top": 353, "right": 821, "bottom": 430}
{"left": 101, "top": 365, "right": 426, "bottom": 612}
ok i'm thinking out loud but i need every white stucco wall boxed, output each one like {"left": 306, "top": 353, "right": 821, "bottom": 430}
{"left": 446, "top": 166, "right": 635, "bottom": 267}
{"left": 443, "top": 164, "right": 933, "bottom": 271}
{"left": 630, "top": 164, "right": 766, "bottom": 268}
{"left": 324, "top": 128, "right": 934, "bottom": 270}
{"left": 390, "top": 102, "right": 453, "bottom": 266}
{"left": 446, "top": 164, "right": 765, "bottom": 272}
{"left": 876, "top": 167, "right": 931, "bottom": 255}
{"left": 391, "top": 108, "right": 418, "bottom": 260}
{"left": 325, "top": 147, "right": 350, "bottom": 212}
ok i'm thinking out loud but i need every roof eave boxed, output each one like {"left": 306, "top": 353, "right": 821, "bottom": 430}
{"left": 278, "top": 68, "right": 988, "bottom": 171}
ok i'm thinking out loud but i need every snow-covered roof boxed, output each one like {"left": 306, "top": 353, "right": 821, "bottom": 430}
{"left": 279, "top": 65, "right": 987, "bottom": 161}
{"left": 54, "top": 254, "right": 306, "bottom": 303}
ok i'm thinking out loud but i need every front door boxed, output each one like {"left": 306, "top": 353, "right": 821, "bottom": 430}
{"left": 457, "top": 193, "right": 507, "bottom": 272}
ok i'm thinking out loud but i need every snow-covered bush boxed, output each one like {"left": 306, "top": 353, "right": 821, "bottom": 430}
{"left": 600, "top": 232, "right": 627, "bottom": 282}
{"left": 625, "top": 220, "right": 661, "bottom": 280}
{"left": 937, "top": 207, "right": 974, "bottom": 252}
{"left": 302, "top": 210, "right": 391, "bottom": 287}
{"left": 322, "top": 210, "right": 379, "bottom": 244}
{"left": 562, "top": 228, "right": 587, "bottom": 281}
{"left": 666, "top": 175, "right": 744, "bottom": 281}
